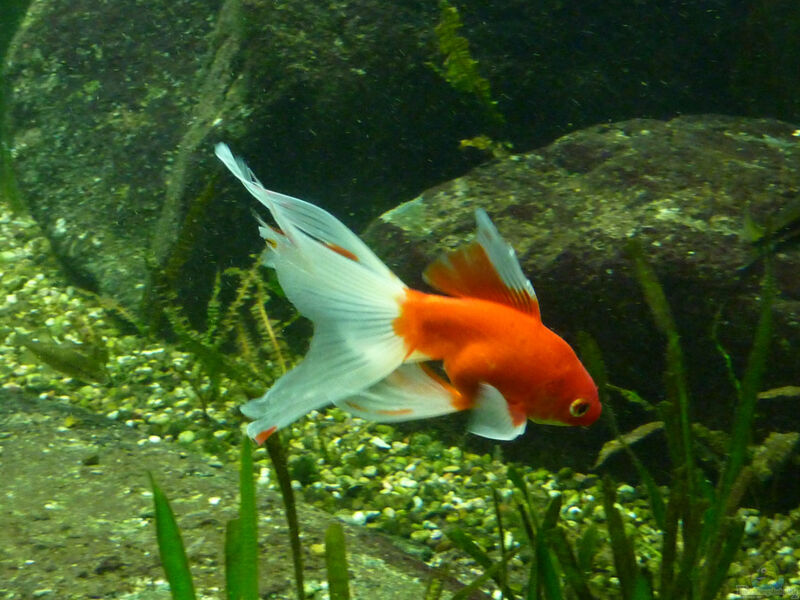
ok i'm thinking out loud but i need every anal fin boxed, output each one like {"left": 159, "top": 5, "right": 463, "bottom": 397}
{"left": 336, "top": 363, "right": 464, "bottom": 423}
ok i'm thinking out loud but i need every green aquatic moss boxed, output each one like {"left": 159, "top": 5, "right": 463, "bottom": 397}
{"left": 429, "top": 0, "right": 503, "bottom": 125}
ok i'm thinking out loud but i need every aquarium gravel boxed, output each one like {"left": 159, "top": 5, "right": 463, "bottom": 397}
{"left": 1, "top": 203, "right": 798, "bottom": 596}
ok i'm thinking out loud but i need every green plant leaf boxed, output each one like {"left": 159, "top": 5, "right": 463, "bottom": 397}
{"left": 238, "top": 436, "right": 259, "bottom": 600}
{"left": 547, "top": 526, "right": 595, "bottom": 600}
{"left": 225, "top": 518, "right": 243, "bottom": 600}
{"left": 700, "top": 518, "right": 745, "bottom": 600}
{"left": 325, "top": 523, "right": 351, "bottom": 600}
{"left": 536, "top": 529, "right": 563, "bottom": 600}
{"left": 576, "top": 524, "right": 600, "bottom": 573}
{"left": 445, "top": 528, "right": 494, "bottom": 572}
{"left": 601, "top": 476, "right": 638, "bottom": 600}
{"left": 450, "top": 547, "right": 521, "bottom": 600}
{"left": 148, "top": 473, "right": 197, "bottom": 600}
{"left": 423, "top": 569, "right": 445, "bottom": 600}
{"left": 632, "top": 573, "right": 654, "bottom": 600}
{"left": 265, "top": 434, "right": 305, "bottom": 600}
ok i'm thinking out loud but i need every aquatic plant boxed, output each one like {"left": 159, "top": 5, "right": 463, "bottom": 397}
{"left": 13, "top": 319, "right": 110, "bottom": 384}
{"left": 429, "top": 0, "right": 511, "bottom": 158}
{"left": 150, "top": 255, "right": 292, "bottom": 420}
{"left": 149, "top": 435, "right": 351, "bottom": 599}
{"left": 429, "top": 0, "right": 502, "bottom": 124}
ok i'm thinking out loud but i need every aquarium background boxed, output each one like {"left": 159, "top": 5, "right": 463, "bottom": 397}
{"left": 1, "top": 0, "right": 799, "bottom": 598}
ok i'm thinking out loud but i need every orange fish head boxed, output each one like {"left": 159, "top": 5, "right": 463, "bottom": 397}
{"left": 526, "top": 364, "right": 601, "bottom": 427}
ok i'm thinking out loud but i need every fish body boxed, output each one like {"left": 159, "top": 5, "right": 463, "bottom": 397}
{"left": 394, "top": 290, "right": 599, "bottom": 427}
{"left": 215, "top": 143, "right": 600, "bottom": 443}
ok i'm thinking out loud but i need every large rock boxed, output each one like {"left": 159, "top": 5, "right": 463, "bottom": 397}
{"left": 2, "top": 0, "right": 479, "bottom": 317}
{"left": 363, "top": 115, "right": 800, "bottom": 462}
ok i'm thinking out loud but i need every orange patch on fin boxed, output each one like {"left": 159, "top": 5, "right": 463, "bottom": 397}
{"left": 376, "top": 408, "right": 414, "bottom": 416}
{"left": 324, "top": 242, "right": 359, "bottom": 261}
{"left": 254, "top": 426, "right": 277, "bottom": 445}
{"left": 424, "top": 242, "right": 539, "bottom": 317}
{"left": 419, "top": 363, "right": 471, "bottom": 411}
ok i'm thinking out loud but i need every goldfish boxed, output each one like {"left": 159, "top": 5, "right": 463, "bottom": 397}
{"left": 215, "top": 143, "right": 601, "bottom": 444}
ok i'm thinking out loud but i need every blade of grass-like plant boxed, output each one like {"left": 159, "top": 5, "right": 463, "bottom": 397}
{"left": 225, "top": 518, "right": 242, "bottom": 600}
{"left": 535, "top": 528, "right": 563, "bottom": 600}
{"left": 541, "top": 495, "right": 562, "bottom": 532}
{"left": 507, "top": 466, "right": 532, "bottom": 507}
{"left": 547, "top": 526, "right": 595, "bottom": 600}
{"left": 631, "top": 573, "right": 654, "bottom": 600}
{"left": 265, "top": 434, "right": 304, "bottom": 600}
{"left": 657, "top": 475, "right": 682, "bottom": 599}
{"left": 701, "top": 260, "right": 774, "bottom": 595}
{"left": 601, "top": 476, "right": 638, "bottom": 600}
{"left": 700, "top": 518, "right": 745, "bottom": 600}
{"left": 512, "top": 498, "right": 538, "bottom": 599}
{"left": 238, "top": 436, "right": 259, "bottom": 600}
{"left": 423, "top": 570, "right": 445, "bottom": 600}
{"left": 576, "top": 524, "right": 600, "bottom": 573}
{"left": 450, "top": 547, "right": 521, "bottom": 600}
{"left": 672, "top": 495, "right": 705, "bottom": 599}
{"left": 445, "top": 528, "right": 495, "bottom": 572}
{"left": 627, "top": 240, "right": 695, "bottom": 495}
{"left": 325, "top": 523, "right": 351, "bottom": 600}
{"left": 717, "top": 259, "right": 775, "bottom": 509}
{"left": 578, "top": 333, "right": 665, "bottom": 530}
{"left": 525, "top": 555, "right": 537, "bottom": 600}
{"left": 445, "top": 527, "right": 516, "bottom": 598}
{"left": 508, "top": 466, "right": 564, "bottom": 599}
{"left": 491, "top": 488, "right": 510, "bottom": 596}
{"left": 148, "top": 473, "right": 197, "bottom": 600}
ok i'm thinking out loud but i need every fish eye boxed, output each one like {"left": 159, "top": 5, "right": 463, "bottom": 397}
{"left": 569, "top": 398, "right": 590, "bottom": 418}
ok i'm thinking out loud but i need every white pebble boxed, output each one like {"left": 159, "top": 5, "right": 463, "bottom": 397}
{"left": 370, "top": 436, "right": 391, "bottom": 449}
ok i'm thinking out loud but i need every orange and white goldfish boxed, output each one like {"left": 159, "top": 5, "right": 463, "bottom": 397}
{"left": 215, "top": 143, "right": 601, "bottom": 443}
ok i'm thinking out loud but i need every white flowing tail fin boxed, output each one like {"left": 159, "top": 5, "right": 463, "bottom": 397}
{"left": 215, "top": 143, "right": 409, "bottom": 443}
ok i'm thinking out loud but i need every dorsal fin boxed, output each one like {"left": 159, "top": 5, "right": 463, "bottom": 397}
{"left": 423, "top": 209, "right": 540, "bottom": 318}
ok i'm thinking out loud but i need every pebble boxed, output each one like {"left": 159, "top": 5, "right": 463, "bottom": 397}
{"left": 616, "top": 484, "right": 636, "bottom": 501}
{"left": 744, "top": 515, "right": 761, "bottom": 536}
{"left": 410, "top": 530, "right": 430, "bottom": 542}
{"left": 177, "top": 430, "right": 195, "bottom": 443}
{"left": 370, "top": 436, "right": 391, "bottom": 449}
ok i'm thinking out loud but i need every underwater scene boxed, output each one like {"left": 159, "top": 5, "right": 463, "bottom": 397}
{"left": 1, "top": 0, "right": 800, "bottom": 598}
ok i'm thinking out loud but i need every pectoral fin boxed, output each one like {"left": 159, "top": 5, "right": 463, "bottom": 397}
{"left": 469, "top": 384, "right": 527, "bottom": 440}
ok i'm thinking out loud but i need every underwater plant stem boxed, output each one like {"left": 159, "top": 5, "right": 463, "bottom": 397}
{"left": 717, "top": 258, "right": 775, "bottom": 505}
{"left": 324, "top": 523, "right": 351, "bottom": 600}
{"left": 238, "top": 436, "right": 259, "bottom": 600}
{"left": 255, "top": 280, "right": 287, "bottom": 374}
{"left": 628, "top": 241, "right": 696, "bottom": 494}
{"left": 265, "top": 434, "right": 305, "bottom": 600}
{"left": 698, "top": 259, "right": 775, "bottom": 599}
